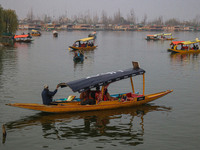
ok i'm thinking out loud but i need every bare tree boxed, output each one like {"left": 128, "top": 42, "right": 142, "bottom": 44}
{"left": 113, "top": 9, "right": 121, "bottom": 24}
{"left": 27, "top": 8, "right": 34, "bottom": 22}
{"left": 71, "top": 15, "right": 78, "bottom": 24}
{"left": 93, "top": 12, "right": 99, "bottom": 24}
{"left": 141, "top": 13, "right": 147, "bottom": 25}
{"left": 150, "top": 16, "right": 163, "bottom": 25}
{"left": 101, "top": 10, "right": 108, "bottom": 25}
{"left": 127, "top": 8, "right": 136, "bottom": 24}
{"left": 165, "top": 18, "right": 180, "bottom": 26}
{"left": 192, "top": 15, "right": 200, "bottom": 26}
{"left": 85, "top": 10, "right": 92, "bottom": 24}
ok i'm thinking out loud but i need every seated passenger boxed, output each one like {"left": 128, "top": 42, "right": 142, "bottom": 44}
{"left": 95, "top": 86, "right": 101, "bottom": 99}
{"left": 81, "top": 43, "right": 86, "bottom": 47}
{"left": 80, "top": 90, "right": 96, "bottom": 105}
{"left": 73, "top": 43, "right": 77, "bottom": 47}
{"left": 80, "top": 90, "right": 89, "bottom": 104}
{"left": 103, "top": 89, "right": 116, "bottom": 101}
{"left": 192, "top": 44, "right": 196, "bottom": 50}
{"left": 74, "top": 51, "right": 78, "bottom": 57}
{"left": 196, "top": 45, "right": 199, "bottom": 50}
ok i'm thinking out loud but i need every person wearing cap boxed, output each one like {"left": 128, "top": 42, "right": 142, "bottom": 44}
{"left": 41, "top": 84, "right": 59, "bottom": 105}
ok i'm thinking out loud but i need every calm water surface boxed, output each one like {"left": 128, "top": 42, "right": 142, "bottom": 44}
{"left": 0, "top": 31, "right": 200, "bottom": 150}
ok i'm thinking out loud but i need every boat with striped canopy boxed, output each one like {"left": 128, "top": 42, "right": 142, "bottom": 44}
{"left": 168, "top": 38, "right": 200, "bottom": 53}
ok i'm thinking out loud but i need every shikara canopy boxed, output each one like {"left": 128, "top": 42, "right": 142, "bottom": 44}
{"left": 63, "top": 68, "right": 145, "bottom": 93}
{"left": 155, "top": 33, "right": 172, "bottom": 36}
{"left": 155, "top": 33, "right": 163, "bottom": 36}
{"left": 171, "top": 38, "right": 200, "bottom": 45}
{"left": 76, "top": 37, "right": 94, "bottom": 42}
{"left": 32, "top": 29, "right": 39, "bottom": 32}
{"left": 163, "top": 33, "right": 172, "bottom": 36}
{"left": 14, "top": 34, "right": 30, "bottom": 39}
{"left": 147, "top": 35, "right": 156, "bottom": 37}
{"left": 170, "top": 41, "right": 185, "bottom": 45}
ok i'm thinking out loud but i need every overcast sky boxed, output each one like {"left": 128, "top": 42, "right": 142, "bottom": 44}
{"left": 1, "top": 0, "right": 200, "bottom": 22}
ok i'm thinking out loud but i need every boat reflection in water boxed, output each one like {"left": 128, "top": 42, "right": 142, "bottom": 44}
{"left": 170, "top": 53, "right": 199, "bottom": 65}
{"left": 14, "top": 42, "right": 32, "bottom": 48}
{"left": 5, "top": 104, "right": 171, "bottom": 146}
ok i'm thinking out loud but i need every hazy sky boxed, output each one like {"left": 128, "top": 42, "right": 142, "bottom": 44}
{"left": 1, "top": 0, "right": 200, "bottom": 22}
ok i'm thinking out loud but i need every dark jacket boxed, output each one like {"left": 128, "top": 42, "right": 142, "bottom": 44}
{"left": 41, "top": 88, "right": 57, "bottom": 105}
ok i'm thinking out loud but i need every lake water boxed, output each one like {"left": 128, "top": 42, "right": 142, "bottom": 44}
{"left": 0, "top": 31, "right": 200, "bottom": 150}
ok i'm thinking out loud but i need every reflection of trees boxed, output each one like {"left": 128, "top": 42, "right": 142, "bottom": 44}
{"left": 5, "top": 104, "right": 171, "bottom": 146}
{"left": 0, "top": 46, "right": 17, "bottom": 96}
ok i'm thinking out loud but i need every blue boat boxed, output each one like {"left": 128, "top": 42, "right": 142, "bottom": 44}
{"left": 73, "top": 50, "right": 84, "bottom": 62}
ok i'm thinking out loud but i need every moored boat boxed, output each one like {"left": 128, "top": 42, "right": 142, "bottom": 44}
{"left": 13, "top": 33, "right": 33, "bottom": 43}
{"left": 168, "top": 38, "right": 200, "bottom": 53}
{"left": 88, "top": 31, "right": 97, "bottom": 39}
{"left": 7, "top": 62, "right": 173, "bottom": 113}
{"left": 69, "top": 37, "right": 97, "bottom": 51}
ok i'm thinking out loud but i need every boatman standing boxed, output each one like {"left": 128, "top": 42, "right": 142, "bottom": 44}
{"left": 41, "top": 84, "right": 59, "bottom": 105}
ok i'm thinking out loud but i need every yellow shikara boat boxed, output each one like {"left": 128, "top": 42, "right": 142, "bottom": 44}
{"left": 7, "top": 62, "right": 173, "bottom": 113}
{"left": 69, "top": 37, "right": 97, "bottom": 51}
{"left": 31, "top": 30, "right": 41, "bottom": 36}
{"left": 168, "top": 38, "right": 200, "bottom": 53}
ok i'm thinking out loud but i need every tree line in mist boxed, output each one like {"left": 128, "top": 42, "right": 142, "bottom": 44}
{"left": 26, "top": 8, "right": 200, "bottom": 26}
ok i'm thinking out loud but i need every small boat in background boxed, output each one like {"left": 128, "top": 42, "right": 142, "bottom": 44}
{"left": 145, "top": 33, "right": 176, "bottom": 41}
{"left": 31, "top": 29, "right": 41, "bottom": 36}
{"left": 73, "top": 50, "right": 84, "bottom": 62}
{"left": 145, "top": 34, "right": 160, "bottom": 41}
{"left": 53, "top": 30, "right": 58, "bottom": 37}
{"left": 13, "top": 33, "right": 33, "bottom": 43}
{"left": 69, "top": 37, "right": 97, "bottom": 51}
{"left": 88, "top": 31, "right": 97, "bottom": 39}
{"left": 168, "top": 38, "right": 200, "bottom": 53}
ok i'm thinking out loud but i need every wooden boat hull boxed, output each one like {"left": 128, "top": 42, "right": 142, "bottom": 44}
{"left": 166, "top": 38, "right": 176, "bottom": 40}
{"left": 14, "top": 39, "right": 33, "bottom": 43}
{"left": 145, "top": 38, "right": 160, "bottom": 41}
{"left": 53, "top": 33, "right": 58, "bottom": 37}
{"left": 31, "top": 33, "right": 41, "bottom": 36}
{"left": 168, "top": 48, "right": 200, "bottom": 54}
{"left": 7, "top": 90, "right": 172, "bottom": 113}
{"left": 69, "top": 46, "right": 97, "bottom": 51}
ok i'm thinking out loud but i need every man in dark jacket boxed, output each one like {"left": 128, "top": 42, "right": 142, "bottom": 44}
{"left": 41, "top": 84, "right": 59, "bottom": 105}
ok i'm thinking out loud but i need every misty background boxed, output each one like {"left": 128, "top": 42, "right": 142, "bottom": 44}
{"left": 1, "top": 0, "right": 200, "bottom": 22}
